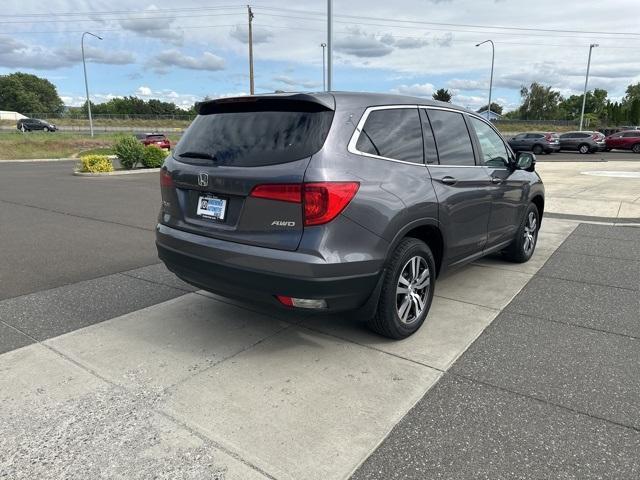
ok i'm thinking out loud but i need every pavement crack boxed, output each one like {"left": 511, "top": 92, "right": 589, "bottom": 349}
{"left": 0, "top": 197, "right": 154, "bottom": 232}
{"left": 447, "top": 371, "right": 640, "bottom": 434}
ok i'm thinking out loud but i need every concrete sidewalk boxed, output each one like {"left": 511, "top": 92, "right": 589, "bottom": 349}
{"left": 352, "top": 223, "right": 640, "bottom": 479}
{"left": 0, "top": 220, "right": 576, "bottom": 479}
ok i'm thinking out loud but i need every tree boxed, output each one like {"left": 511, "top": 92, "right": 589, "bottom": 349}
{"left": 559, "top": 88, "right": 608, "bottom": 120}
{"left": 0, "top": 72, "right": 64, "bottom": 114}
{"left": 477, "top": 102, "right": 503, "bottom": 115}
{"left": 432, "top": 88, "right": 452, "bottom": 103}
{"left": 624, "top": 82, "right": 640, "bottom": 103}
{"left": 515, "top": 82, "right": 562, "bottom": 120}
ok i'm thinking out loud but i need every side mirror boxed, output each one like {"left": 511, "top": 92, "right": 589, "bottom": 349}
{"left": 516, "top": 151, "right": 536, "bottom": 171}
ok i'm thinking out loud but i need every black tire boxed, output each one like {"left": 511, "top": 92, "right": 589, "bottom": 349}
{"left": 632, "top": 143, "right": 640, "bottom": 154}
{"left": 578, "top": 143, "right": 590, "bottom": 154}
{"left": 503, "top": 203, "right": 539, "bottom": 263}
{"left": 532, "top": 144, "right": 543, "bottom": 155}
{"left": 368, "top": 238, "right": 436, "bottom": 339}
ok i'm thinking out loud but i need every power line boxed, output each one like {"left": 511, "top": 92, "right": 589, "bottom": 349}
{"left": 255, "top": 5, "right": 640, "bottom": 37}
{"left": 0, "top": 5, "right": 244, "bottom": 17}
{"left": 0, "top": 11, "right": 244, "bottom": 25}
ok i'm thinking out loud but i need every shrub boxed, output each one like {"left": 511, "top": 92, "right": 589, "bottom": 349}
{"left": 79, "top": 155, "right": 113, "bottom": 173}
{"left": 113, "top": 135, "right": 145, "bottom": 169}
{"left": 142, "top": 145, "right": 167, "bottom": 168}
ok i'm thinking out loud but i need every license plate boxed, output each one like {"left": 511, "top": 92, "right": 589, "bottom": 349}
{"left": 196, "top": 195, "right": 227, "bottom": 220}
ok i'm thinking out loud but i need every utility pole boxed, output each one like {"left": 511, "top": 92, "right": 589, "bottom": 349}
{"left": 579, "top": 43, "right": 598, "bottom": 131}
{"left": 320, "top": 43, "right": 327, "bottom": 91}
{"left": 247, "top": 5, "right": 255, "bottom": 95}
{"left": 327, "top": 0, "right": 332, "bottom": 91}
{"left": 81, "top": 31, "right": 102, "bottom": 137}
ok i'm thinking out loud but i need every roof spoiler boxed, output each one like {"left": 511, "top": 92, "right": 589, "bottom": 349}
{"left": 195, "top": 93, "right": 335, "bottom": 115}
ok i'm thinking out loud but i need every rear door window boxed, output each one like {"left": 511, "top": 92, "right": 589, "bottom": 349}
{"left": 355, "top": 108, "right": 423, "bottom": 164}
{"left": 623, "top": 131, "right": 640, "bottom": 137}
{"left": 176, "top": 108, "right": 334, "bottom": 167}
{"left": 426, "top": 109, "right": 475, "bottom": 166}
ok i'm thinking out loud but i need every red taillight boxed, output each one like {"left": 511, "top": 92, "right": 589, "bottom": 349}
{"left": 249, "top": 181, "right": 360, "bottom": 226}
{"left": 250, "top": 184, "right": 302, "bottom": 203}
{"left": 276, "top": 295, "right": 294, "bottom": 307}
{"left": 303, "top": 182, "right": 359, "bottom": 226}
{"left": 160, "top": 169, "right": 174, "bottom": 187}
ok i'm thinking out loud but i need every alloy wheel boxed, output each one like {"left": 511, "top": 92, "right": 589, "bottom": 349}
{"left": 396, "top": 256, "right": 430, "bottom": 325}
{"left": 579, "top": 145, "right": 589, "bottom": 154}
{"left": 523, "top": 211, "right": 537, "bottom": 255}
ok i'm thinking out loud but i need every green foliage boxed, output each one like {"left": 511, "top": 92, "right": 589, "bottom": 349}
{"left": 142, "top": 145, "right": 167, "bottom": 168}
{"left": 477, "top": 102, "right": 503, "bottom": 115}
{"left": 432, "top": 88, "right": 452, "bottom": 103}
{"left": 516, "top": 82, "right": 562, "bottom": 120}
{"left": 79, "top": 96, "right": 186, "bottom": 116}
{"left": 113, "top": 135, "right": 145, "bottom": 169}
{"left": 79, "top": 155, "right": 114, "bottom": 173}
{"left": 0, "top": 72, "right": 64, "bottom": 114}
{"left": 558, "top": 88, "right": 608, "bottom": 120}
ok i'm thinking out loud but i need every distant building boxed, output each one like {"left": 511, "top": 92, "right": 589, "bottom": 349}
{"left": 478, "top": 110, "right": 502, "bottom": 121}
{"left": 0, "top": 111, "right": 27, "bottom": 121}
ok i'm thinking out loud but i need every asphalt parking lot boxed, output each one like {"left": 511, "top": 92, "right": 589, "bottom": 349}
{"left": 1, "top": 159, "right": 639, "bottom": 479}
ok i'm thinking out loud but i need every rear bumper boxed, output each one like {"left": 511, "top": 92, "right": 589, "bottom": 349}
{"left": 545, "top": 145, "right": 561, "bottom": 153}
{"left": 156, "top": 223, "right": 382, "bottom": 312}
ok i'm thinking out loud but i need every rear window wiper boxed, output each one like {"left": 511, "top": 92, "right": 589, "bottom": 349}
{"left": 177, "top": 151, "right": 217, "bottom": 161}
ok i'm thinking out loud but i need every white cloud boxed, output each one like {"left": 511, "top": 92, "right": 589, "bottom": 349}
{"left": 147, "top": 50, "right": 226, "bottom": 74}
{"left": 118, "top": 5, "right": 183, "bottom": 45}
{"left": 391, "top": 82, "right": 436, "bottom": 97}
{"left": 229, "top": 25, "right": 273, "bottom": 44}
{"left": 0, "top": 35, "right": 134, "bottom": 69}
{"left": 136, "top": 86, "right": 152, "bottom": 96}
{"left": 271, "top": 75, "right": 320, "bottom": 90}
{"left": 335, "top": 27, "right": 395, "bottom": 58}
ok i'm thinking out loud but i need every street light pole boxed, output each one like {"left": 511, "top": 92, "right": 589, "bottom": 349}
{"left": 247, "top": 5, "right": 255, "bottom": 95}
{"left": 327, "top": 0, "right": 333, "bottom": 91}
{"left": 475, "top": 40, "right": 494, "bottom": 118}
{"left": 320, "top": 43, "right": 327, "bottom": 91}
{"left": 81, "top": 31, "right": 102, "bottom": 137}
{"left": 579, "top": 43, "right": 598, "bottom": 131}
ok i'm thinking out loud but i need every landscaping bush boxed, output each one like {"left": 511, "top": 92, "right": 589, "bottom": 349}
{"left": 79, "top": 155, "right": 113, "bottom": 173}
{"left": 142, "top": 145, "right": 167, "bottom": 168}
{"left": 113, "top": 135, "right": 145, "bottom": 169}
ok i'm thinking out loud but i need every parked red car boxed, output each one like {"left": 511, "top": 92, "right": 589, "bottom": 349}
{"left": 605, "top": 130, "right": 640, "bottom": 153}
{"left": 137, "top": 133, "right": 171, "bottom": 150}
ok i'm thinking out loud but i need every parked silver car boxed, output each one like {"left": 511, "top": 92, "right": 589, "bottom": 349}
{"left": 558, "top": 131, "right": 606, "bottom": 154}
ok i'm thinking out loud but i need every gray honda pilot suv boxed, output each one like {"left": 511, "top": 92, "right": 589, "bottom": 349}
{"left": 156, "top": 92, "right": 544, "bottom": 339}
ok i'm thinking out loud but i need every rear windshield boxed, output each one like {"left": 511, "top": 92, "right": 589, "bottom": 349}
{"left": 175, "top": 109, "right": 334, "bottom": 167}
{"left": 147, "top": 135, "right": 166, "bottom": 141}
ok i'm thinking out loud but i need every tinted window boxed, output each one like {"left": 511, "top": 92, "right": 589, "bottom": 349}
{"left": 560, "top": 133, "right": 574, "bottom": 139}
{"left": 176, "top": 110, "right": 334, "bottom": 167}
{"left": 526, "top": 133, "right": 543, "bottom": 139}
{"left": 513, "top": 133, "right": 526, "bottom": 140}
{"left": 419, "top": 109, "right": 438, "bottom": 164}
{"left": 469, "top": 117, "right": 509, "bottom": 167}
{"left": 622, "top": 131, "right": 640, "bottom": 137}
{"left": 427, "top": 109, "right": 475, "bottom": 166}
{"left": 356, "top": 108, "right": 423, "bottom": 164}
{"left": 577, "top": 133, "right": 590, "bottom": 138}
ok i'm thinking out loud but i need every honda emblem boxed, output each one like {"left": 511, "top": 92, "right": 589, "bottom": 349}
{"left": 198, "top": 172, "right": 208, "bottom": 187}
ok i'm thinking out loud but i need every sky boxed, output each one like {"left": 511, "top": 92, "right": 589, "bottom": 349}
{"left": 2, "top": 0, "right": 640, "bottom": 112}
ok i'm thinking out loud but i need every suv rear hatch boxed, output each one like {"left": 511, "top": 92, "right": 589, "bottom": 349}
{"left": 161, "top": 93, "right": 335, "bottom": 251}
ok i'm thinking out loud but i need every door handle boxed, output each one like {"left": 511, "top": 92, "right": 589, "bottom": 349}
{"left": 440, "top": 176, "right": 457, "bottom": 185}
{"left": 490, "top": 176, "right": 502, "bottom": 184}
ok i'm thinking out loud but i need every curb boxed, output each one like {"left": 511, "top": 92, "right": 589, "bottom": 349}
{"left": 73, "top": 168, "right": 160, "bottom": 176}
{"left": 0, "top": 158, "right": 76, "bottom": 163}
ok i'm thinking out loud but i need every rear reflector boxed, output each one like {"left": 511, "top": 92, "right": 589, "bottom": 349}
{"left": 250, "top": 181, "right": 359, "bottom": 226}
{"left": 276, "top": 295, "right": 327, "bottom": 309}
{"left": 160, "top": 169, "right": 174, "bottom": 187}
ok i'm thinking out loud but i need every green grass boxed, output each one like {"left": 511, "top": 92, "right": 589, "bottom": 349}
{"left": 0, "top": 132, "right": 181, "bottom": 160}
